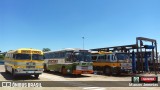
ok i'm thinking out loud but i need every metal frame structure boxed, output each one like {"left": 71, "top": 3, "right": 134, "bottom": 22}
{"left": 91, "top": 37, "right": 158, "bottom": 74}
{"left": 136, "top": 37, "right": 158, "bottom": 74}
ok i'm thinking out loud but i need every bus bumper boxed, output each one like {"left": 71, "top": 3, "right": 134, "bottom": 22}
{"left": 111, "top": 67, "right": 132, "bottom": 74}
{"left": 72, "top": 70, "right": 94, "bottom": 74}
{"left": 120, "top": 69, "right": 132, "bottom": 73}
{"left": 14, "top": 70, "right": 43, "bottom": 75}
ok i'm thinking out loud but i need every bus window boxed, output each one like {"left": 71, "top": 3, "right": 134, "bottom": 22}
{"left": 116, "top": 53, "right": 128, "bottom": 60}
{"left": 98, "top": 55, "right": 106, "bottom": 62}
{"left": 50, "top": 53, "right": 54, "bottom": 58}
{"left": 32, "top": 54, "right": 43, "bottom": 60}
{"left": 106, "top": 55, "right": 110, "bottom": 62}
{"left": 104, "top": 55, "right": 107, "bottom": 61}
{"left": 92, "top": 56, "right": 97, "bottom": 61}
{"left": 15, "top": 54, "right": 31, "bottom": 60}
{"left": 110, "top": 55, "right": 116, "bottom": 62}
{"left": 44, "top": 53, "right": 49, "bottom": 59}
{"left": 60, "top": 52, "right": 66, "bottom": 58}
{"left": 65, "top": 52, "right": 72, "bottom": 62}
{"left": 43, "top": 55, "right": 46, "bottom": 59}
{"left": 13, "top": 54, "right": 16, "bottom": 59}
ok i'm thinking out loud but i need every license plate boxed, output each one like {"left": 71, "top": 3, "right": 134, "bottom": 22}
{"left": 121, "top": 63, "right": 132, "bottom": 69}
{"left": 83, "top": 72, "right": 88, "bottom": 74}
{"left": 28, "top": 71, "right": 34, "bottom": 73}
{"left": 81, "top": 67, "right": 88, "bottom": 70}
{"left": 26, "top": 66, "right": 35, "bottom": 68}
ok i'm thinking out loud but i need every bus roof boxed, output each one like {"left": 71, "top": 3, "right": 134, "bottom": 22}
{"left": 17, "top": 48, "right": 41, "bottom": 51}
{"left": 7, "top": 50, "right": 16, "bottom": 53}
{"left": 91, "top": 51, "right": 113, "bottom": 54}
{"left": 91, "top": 51, "right": 129, "bottom": 55}
{"left": 6, "top": 48, "right": 43, "bottom": 54}
{"left": 44, "top": 48, "right": 87, "bottom": 53}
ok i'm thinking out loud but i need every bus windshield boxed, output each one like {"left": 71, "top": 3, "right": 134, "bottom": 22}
{"left": 115, "top": 53, "right": 129, "bottom": 60}
{"left": 73, "top": 52, "right": 92, "bottom": 62}
{"left": 32, "top": 54, "right": 43, "bottom": 60}
{"left": 15, "top": 54, "right": 31, "bottom": 60}
{"left": 15, "top": 54, "right": 43, "bottom": 60}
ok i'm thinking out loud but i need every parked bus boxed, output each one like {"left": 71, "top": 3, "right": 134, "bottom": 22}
{"left": 91, "top": 51, "right": 132, "bottom": 75}
{"left": 43, "top": 48, "right": 93, "bottom": 75}
{"left": 4, "top": 48, "right": 44, "bottom": 78}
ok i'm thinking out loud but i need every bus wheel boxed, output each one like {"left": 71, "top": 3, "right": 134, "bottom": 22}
{"left": 104, "top": 67, "right": 112, "bottom": 75}
{"left": 116, "top": 68, "right": 121, "bottom": 76}
{"left": 5, "top": 66, "right": 9, "bottom": 73}
{"left": 35, "top": 75, "right": 39, "bottom": 79}
{"left": 77, "top": 74, "right": 81, "bottom": 76}
{"left": 12, "top": 69, "right": 16, "bottom": 78}
{"left": 44, "top": 64, "right": 50, "bottom": 72}
{"left": 5, "top": 69, "right": 9, "bottom": 73}
{"left": 61, "top": 67, "right": 67, "bottom": 75}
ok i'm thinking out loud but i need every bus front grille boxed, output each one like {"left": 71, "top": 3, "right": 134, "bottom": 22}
{"left": 26, "top": 66, "right": 35, "bottom": 68}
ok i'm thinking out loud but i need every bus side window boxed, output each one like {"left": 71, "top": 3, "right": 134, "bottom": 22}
{"left": 44, "top": 53, "right": 48, "bottom": 59}
{"left": 106, "top": 55, "right": 110, "bottom": 62}
{"left": 103, "top": 55, "right": 106, "bottom": 61}
{"left": 65, "top": 53, "right": 72, "bottom": 62}
{"left": 5, "top": 54, "right": 7, "bottom": 58}
{"left": 43, "top": 55, "right": 45, "bottom": 59}
{"left": 9, "top": 54, "right": 11, "bottom": 59}
{"left": 13, "top": 54, "right": 16, "bottom": 59}
{"left": 11, "top": 54, "right": 13, "bottom": 60}
{"left": 97, "top": 56, "right": 101, "bottom": 62}
{"left": 92, "top": 56, "right": 97, "bottom": 62}
{"left": 8, "top": 54, "right": 10, "bottom": 58}
{"left": 109, "top": 55, "right": 112, "bottom": 61}
{"left": 111, "top": 55, "right": 116, "bottom": 61}
{"left": 98, "top": 55, "right": 105, "bottom": 62}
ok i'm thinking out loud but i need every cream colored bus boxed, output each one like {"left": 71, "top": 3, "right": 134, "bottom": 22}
{"left": 4, "top": 48, "right": 44, "bottom": 78}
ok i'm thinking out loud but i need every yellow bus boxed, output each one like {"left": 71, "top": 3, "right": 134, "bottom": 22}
{"left": 91, "top": 51, "right": 132, "bottom": 75}
{"left": 4, "top": 48, "right": 44, "bottom": 78}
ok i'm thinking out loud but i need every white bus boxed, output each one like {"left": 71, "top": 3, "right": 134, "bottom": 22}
{"left": 43, "top": 48, "right": 93, "bottom": 75}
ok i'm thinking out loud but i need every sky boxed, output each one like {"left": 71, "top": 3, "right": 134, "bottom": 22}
{"left": 0, "top": 0, "right": 160, "bottom": 52}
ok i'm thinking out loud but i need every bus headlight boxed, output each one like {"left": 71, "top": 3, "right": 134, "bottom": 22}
{"left": 67, "top": 69, "right": 70, "bottom": 72}
{"left": 16, "top": 68, "right": 22, "bottom": 72}
{"left": 88, "top": 66, "right": 93, "bottom": 70}
{"left": 38, "top": 68, "right": 43, "bottom": 71}
{"left": 88, "top": 63, "right": 93, "bottom": 66}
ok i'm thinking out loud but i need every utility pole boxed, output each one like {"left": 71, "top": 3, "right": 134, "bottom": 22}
{"left": 82, "top": 37, "right": 84, "bottom": 50}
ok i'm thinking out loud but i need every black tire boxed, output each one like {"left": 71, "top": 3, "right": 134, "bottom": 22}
{"left": 5, "top": 66, "right": 9, "bottom": 73}
{"left": 44, "top": 64, "right": 50, "bottom": 72}
{"left": 104, "top": 67, "right": 112, "bottom": 75}
{"left": 5, "top": 69, "right": 9, "bottom": 73}
{"left": 35, "top": 75, "right": 39, "bottom": 79}
{"left": 61, "top": 67, "right": 67, "bottom": 75}
{"left": 77, "top": 74, "right": 81, "bottom": 76}
{"left": 12, "top": 69, "right": 16, "bottom": 78}
{"left": 116, "top": 68, "right": 121, "bottom": 75}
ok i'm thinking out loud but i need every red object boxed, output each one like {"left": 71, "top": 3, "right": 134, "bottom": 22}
{"left": 141, "top": 77, "right": 157, "bottom": 83}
